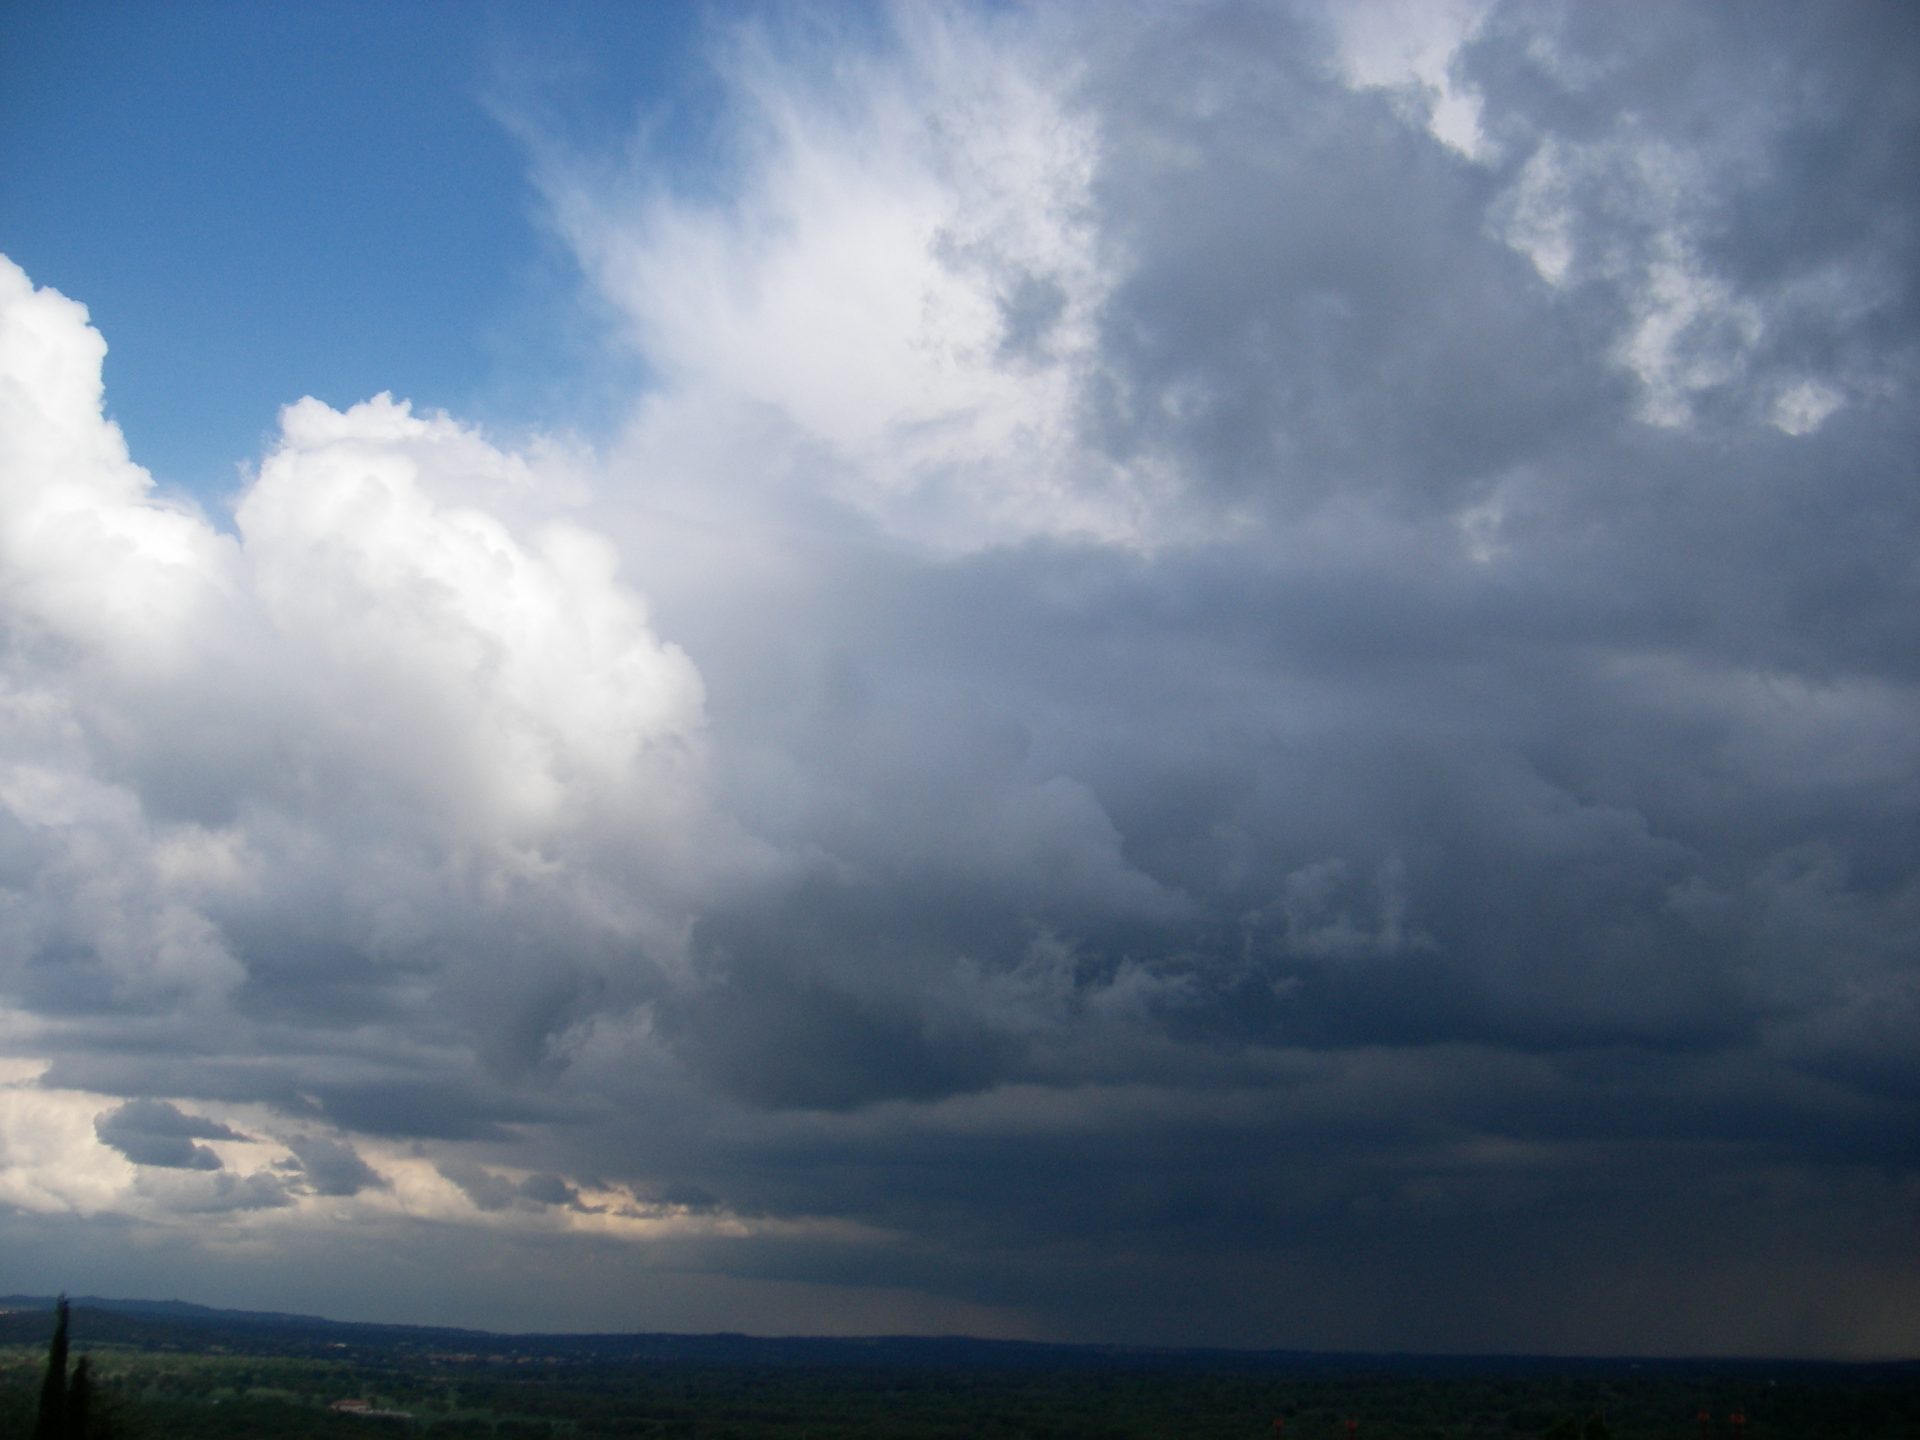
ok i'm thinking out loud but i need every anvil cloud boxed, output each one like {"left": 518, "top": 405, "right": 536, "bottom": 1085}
{"left": 1, "top": 1, "right": 1916, "bottom": 1357}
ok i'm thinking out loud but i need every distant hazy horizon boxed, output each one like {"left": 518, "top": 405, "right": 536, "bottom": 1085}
{"left": 15, "top": 1292, "right": 1919, "bottom": 1367}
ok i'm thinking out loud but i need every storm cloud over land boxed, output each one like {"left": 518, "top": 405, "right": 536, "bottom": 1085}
{"left": 1, "top": 1, "right": 1917, "bottom": 1356}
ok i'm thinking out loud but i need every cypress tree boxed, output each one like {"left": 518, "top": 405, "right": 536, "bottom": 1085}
{"left": 67, "top": 1354, "right": 92, "bottom": 1440}
{"left": 32, "top": 1295, "right": 70, "bottom": 1440}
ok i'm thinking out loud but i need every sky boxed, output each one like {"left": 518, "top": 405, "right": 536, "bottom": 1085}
{"left": 1, "top": 0, "right": 1916, "bottom": 1359}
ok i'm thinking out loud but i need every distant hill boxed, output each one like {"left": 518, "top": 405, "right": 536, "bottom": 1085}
{"left": 3, "top": 1293, "right": 1915, "bottom": 1381}
{"left": 0, "top": 1294, "right": 491, "bottom": 1356}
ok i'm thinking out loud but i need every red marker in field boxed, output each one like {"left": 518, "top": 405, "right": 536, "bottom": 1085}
{"left": 1346, "top": 1419, "right": 1358, "bottom": 1438}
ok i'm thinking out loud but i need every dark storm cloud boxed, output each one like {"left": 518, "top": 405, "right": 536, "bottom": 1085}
{"left": 309, "top": 1073, "right": 586, "bottom": 1142}
{"left": 438, "top": 1161, "right": 592, "bottom": 1212}
{"left": 1082, "top": 7, "right": 1606, "bottom": 515}
{"left": 516, "top": 1171, "right": 590, "bottom": 1210}
{"left": 437, "top": 1160, "right": 522, "bottom": 1212}
{"left": 94, "top": 1099, "right": 250, "bottom": 1171}
{"left": 151, "top": 1171, "right": 298, "bottom": 1214}
{"left": 539, "top": 0, "right": 1918, "bottom": 1348}
{"left": 280, "top": 1133, "right": 386, "bottom": 1198}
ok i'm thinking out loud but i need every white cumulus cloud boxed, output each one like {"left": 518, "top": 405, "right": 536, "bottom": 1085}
{"left": 0, "top": 252, "right": 724, "bottom": 1087}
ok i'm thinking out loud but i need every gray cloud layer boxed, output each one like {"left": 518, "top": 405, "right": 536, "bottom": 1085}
{"left": 1, "top": 0, "right": 1916, "bottom": 1356}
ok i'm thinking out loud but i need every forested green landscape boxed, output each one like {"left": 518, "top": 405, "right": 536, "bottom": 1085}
{"left": 4, "top": 1298, "right": 1915, "bottom": 1439}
